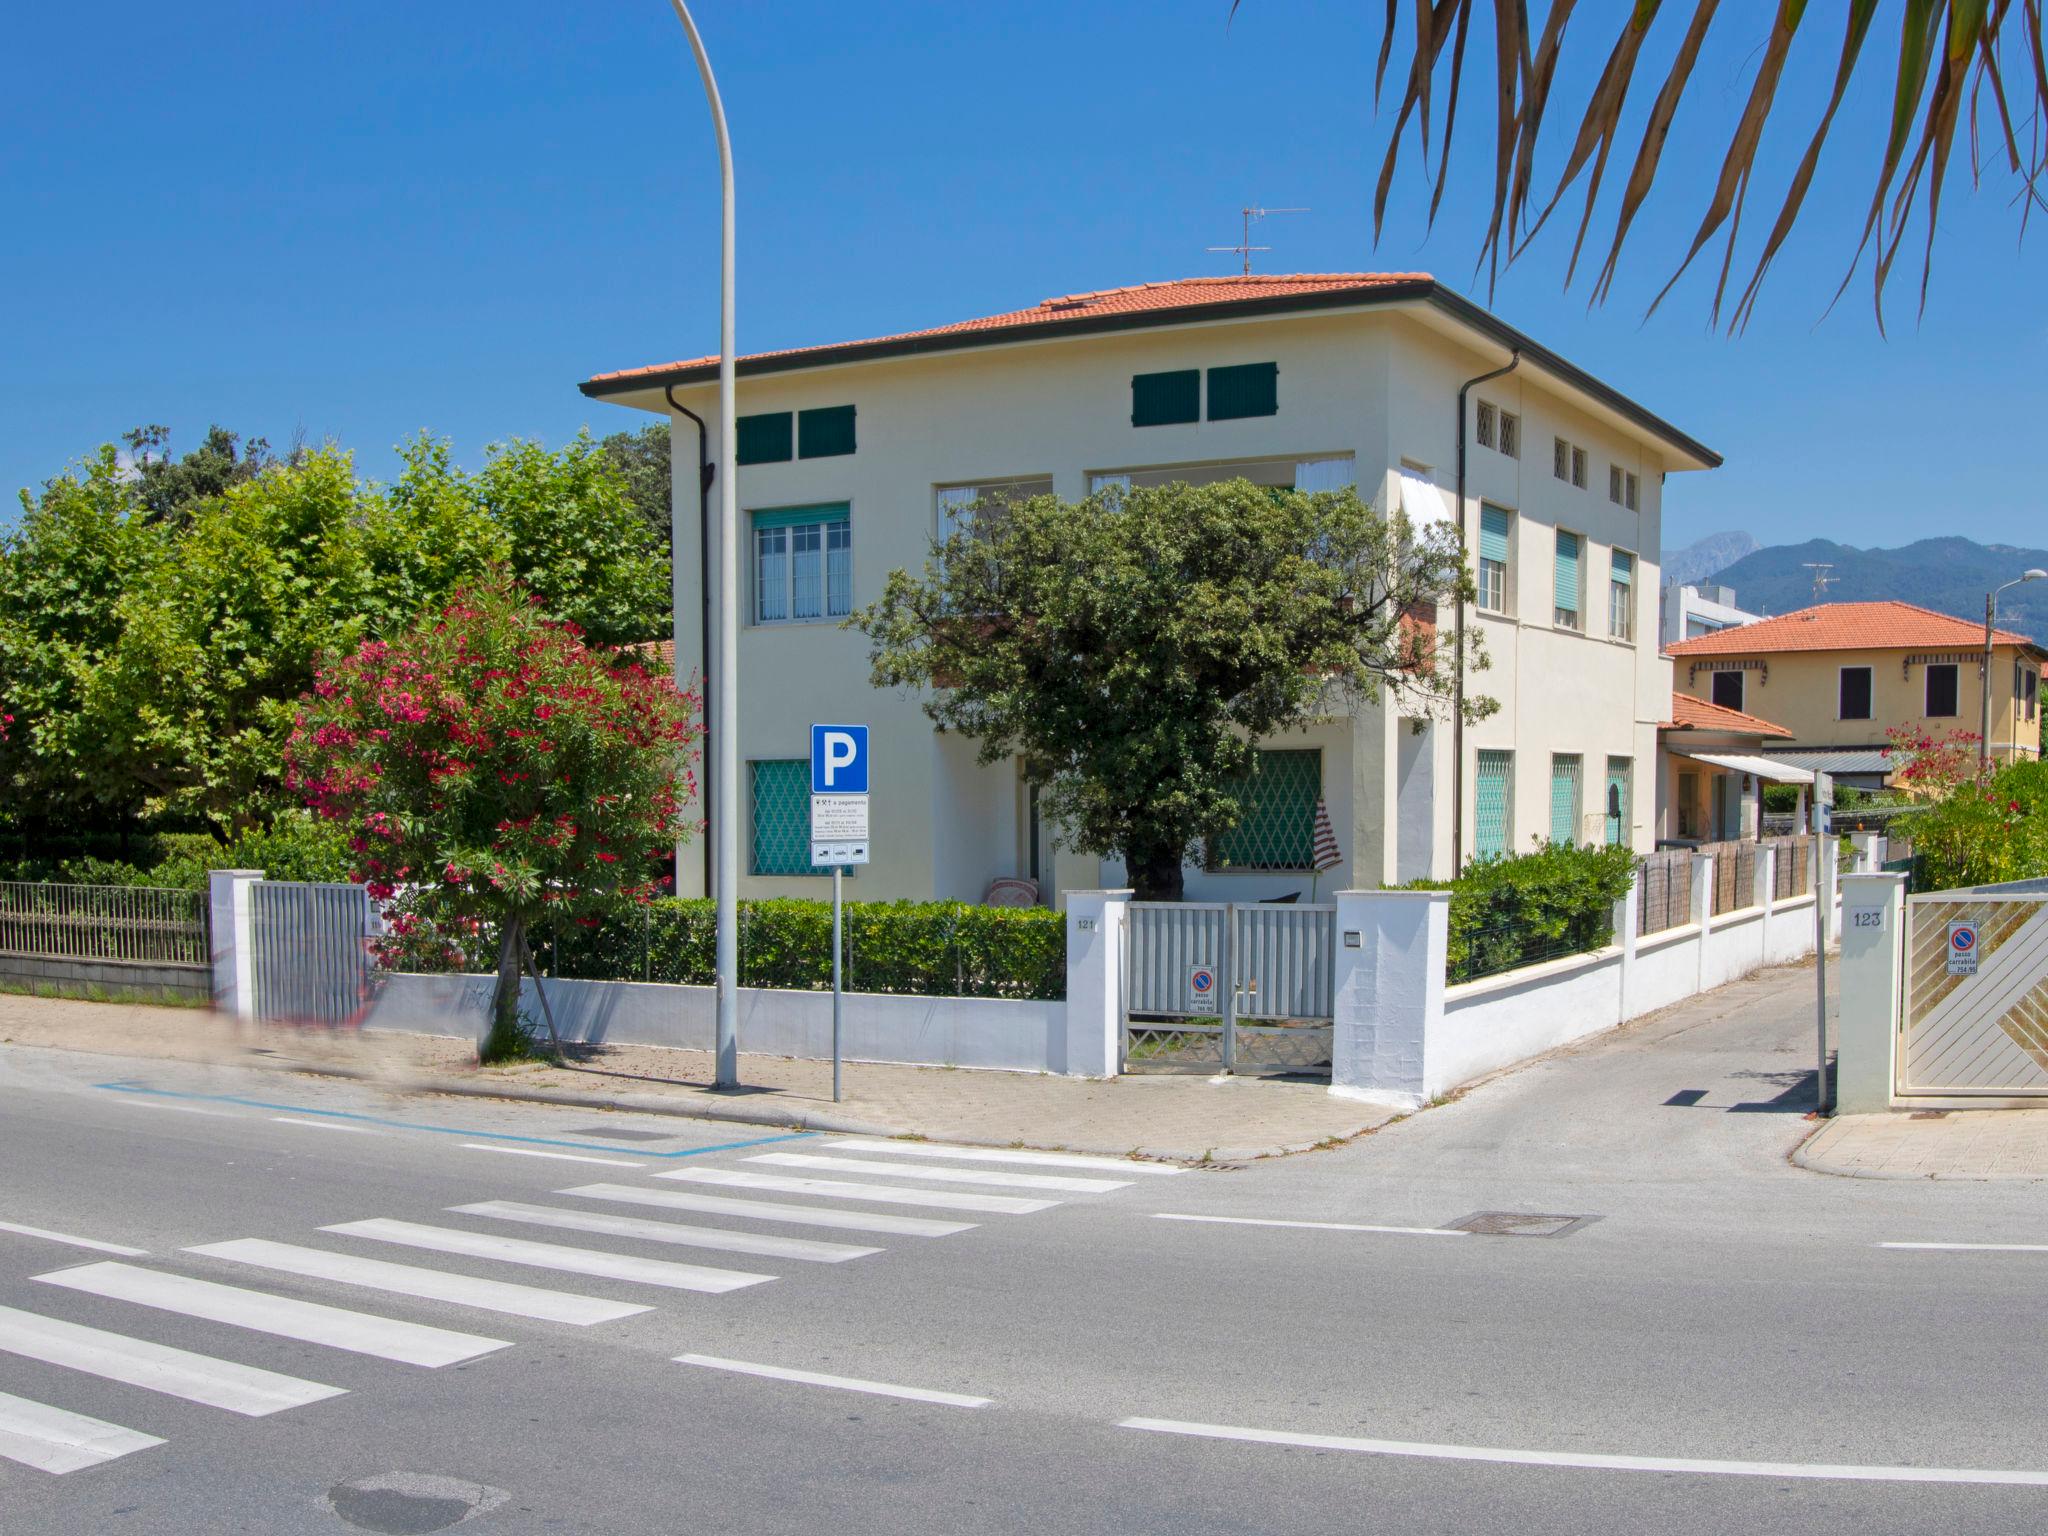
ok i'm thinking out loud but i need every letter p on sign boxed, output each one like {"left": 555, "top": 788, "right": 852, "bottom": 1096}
{"left": 811, "top": 724, "right": 870, "bottom": 795}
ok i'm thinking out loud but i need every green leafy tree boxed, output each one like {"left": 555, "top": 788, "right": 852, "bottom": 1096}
{"left": 122, "top": 424, "right": 286, "bottom": 527}
{"left": 288, "top": 574, "right": 700, "bottom": 1060}
{"left": 855, "top": 479, "right": 1491, "bottom": 900}
{"left": 598, "top": 423, "right": 674, "bottom": 554}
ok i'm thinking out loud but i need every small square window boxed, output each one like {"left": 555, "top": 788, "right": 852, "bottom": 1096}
{"left": 1608, "top": 465, "right": 1623, "bottom": 504}
{"left": 1553, "top": 437, "right": 1570, "bottom": 481}
{"left": 1476, "top": 401, "right": 1497, "bottom": 449}
{"left": 736, "top": 412, "right": 794, "bottom": 466}
{"left": 1926, "top": 663, "right": 1959, "bottom": 718}
{"left": 1840, "top": 667, "right": 1873, "bottom": 721}
{"left": 1207, "top": 361, "right": 1280, "bottom": 421}
{"left": 797, "top": 404, "right": 857, "bottom": 459}
{"left": 1712, "top": 670, "right": 1745, "bottom": 713}
{"left": 1131, "top": 369, "right": 1200, "bottom": 427}
{"left": 1624, "top": 472, "right": 1640, "bottom": 511}
{"left": 1571, "top": 446, "right": 1587, "bottom": 489}
{"left": 1499, "top": 412, "right": 1520, "bottom": 458}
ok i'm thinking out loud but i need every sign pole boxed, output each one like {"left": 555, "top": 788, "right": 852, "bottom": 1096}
{"left": 1812, "top": 771, "right": 1833, "bottom": 1115}
{"left": 832, "top": 864, "right": 844, "bottom": 1103}
{"left": 809, "top": 722, "right": 869, "bottom": 1108}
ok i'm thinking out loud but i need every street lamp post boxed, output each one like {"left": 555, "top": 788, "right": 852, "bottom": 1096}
{"left": 668, "top": 0, "right": 741, "bottom": 1088}
{"left": 1981, "top": 569, "right": 2047, "bottom": 773}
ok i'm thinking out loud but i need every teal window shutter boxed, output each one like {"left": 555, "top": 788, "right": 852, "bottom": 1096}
{"left": 1207, "top": 362, "right": 1279, "bottom": 420}
{"left": 1475, "top": 751, "right": 1512, "bottom": 859}
{"left": 1609, "top": 549, "right": 1633, "bottom": 586}
{"left": 1553, "top": 530, "right": 1581, "bottom": 614}
{"left": 1549, "top": 754, "right": 1582, "bottom": 846}
{"left": 1604, "top": 757, "right": 1631, "bottom": 846}
{"left": 751, "top": 502, "right": 849, "bottom": 531}
{"left": 736, "top": 412, "right": 793, "bottom": 465}
{"left": 1212, "top": 749, "right": 1321, "bottom": 871}
{"left": 749, "top": 759, "right": 846, "bottom": 876}
{"left": 1478, "top": 505, "right": 1510, "bottom": 563}
{"left": 1132, "top": 370, "right": 1199, "bottom": 427}
{"left": 798, "top": 404, "right": 857, "bottom": 458}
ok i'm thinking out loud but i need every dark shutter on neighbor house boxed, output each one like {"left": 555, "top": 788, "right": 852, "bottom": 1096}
{"left": 798, "top": 404, "right": 857, "bottom": 459}
{"left": 1926, "top": 663, "right": 1959, "bottom": 717}
{"left": 1206, "top": 361, "right": 1279, "bottom": 420}
{"left": 1839, "top": 667, "right": 1873, "bottom": 720}
{"left": 736, "top": 412, "right": 793, "bottom": 465}
{"left": 1131, "top": 370, "right": 1199, "bottom": 427}
{"left": 1711, "top": 670, "right": 1744, "bottom": 712}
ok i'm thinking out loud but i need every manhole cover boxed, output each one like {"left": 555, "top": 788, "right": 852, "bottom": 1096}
{"left": 1445, "top": 1211, "right": 1600, "bottom": 1238}
{"left": 559, "top": 1126, "right": 682, "bottom": 1142}
{"left": 329, "top": 1473, "right": 507, "bottom": 1533}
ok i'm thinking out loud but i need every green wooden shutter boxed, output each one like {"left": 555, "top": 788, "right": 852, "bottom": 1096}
{"left": 1206, "top": 362, "right": 1279, "bottom": 420}
{"left": 1212, "top": 749, "right": 1320, "bottom": 870}
{"left": 1605, "top": 757, "right": 1631, "bottom": 846}
{"left": 1478, "top": 505, "right": 1510, "bottom": 563}
{"left": 1131, "top": 370, "right": 1199, "bottom": 427}
{"left": 1475, "top": 750, "right": 1512, "bottom": 859}
{"left": 1553, "top": 530, "right": 1581, "bottom": 614}
{"left": 752, "top": 502, "right": 850, "bottom": 531}
{"left": 736, "top": 412, "right": 793, "bottom": 465}
{"left": 1549, "top": 754, "right": 1582, "bottom": 846}
{"left": 798, "top": 404, "right": 857, "bottom": 459}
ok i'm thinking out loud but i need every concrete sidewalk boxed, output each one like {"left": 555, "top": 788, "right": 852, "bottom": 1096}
{"left": 1797, "top": 1108, "right": 2048, "bottom": 1180}
{"left": 0, "top": 993, "right": 1397, "bottom": 1163}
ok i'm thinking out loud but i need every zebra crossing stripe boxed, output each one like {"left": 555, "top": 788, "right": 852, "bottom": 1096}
{"left": 322, "top": 1219, "right": 774, "bottom": 1294}
{"left": 0, "top": 1390, "right": 165, "bottom": 1475}
{"left": 821, "top": 1138, "right": 1184, "bottom": 1175}
{"left": 448, "top": 1201, "right": 879, "bottom": 1264}
{"left": 657, "top": 1168, "right": 1058, "bottom": 1215}
{"left": 558, "top": 1184, "right": 977, "bottom": 1237}
{"left": 186, "top": 1239, "right": 651, "bottom": 1326}
{"left": 0, "top": 1303, "right": 345, "bottom": 1416}
{"left": 750, "top": 1152, "right": 1130, "bottom": 1194}
{"left": 34, "top": 1263, "right": 508, "bottom": 1368}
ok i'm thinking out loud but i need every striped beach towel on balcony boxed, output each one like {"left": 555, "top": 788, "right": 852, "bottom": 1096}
{"left": 1311, "top": 799, "right": 1341, "bottom": 873}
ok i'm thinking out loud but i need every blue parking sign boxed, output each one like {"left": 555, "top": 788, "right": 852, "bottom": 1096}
{"left": 811, "top": 724, "right": 869, "bottom": 795}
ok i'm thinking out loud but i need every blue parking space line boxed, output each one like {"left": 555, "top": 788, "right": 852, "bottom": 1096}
{"left": 94, "top": 1081, "right": 815, "bottom": 1157}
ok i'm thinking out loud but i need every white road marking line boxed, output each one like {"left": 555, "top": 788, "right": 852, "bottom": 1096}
{"left": 659, "top": 1167, "right": 1057, "bottom": 1215}
{"left": 35, "top": 1262, "right": 507, "bottom": 1368}
{"left": 560, "top": 1184, "right": 976, "bottom": 1237}
{"left": 1151, "top": 1213, "right": 1468, "bottom": 1238}
{"left": 1881, "top": 1242, "right": 2048, "bottom": 1253}
{"left": 323, "top": 1218, "right": 774, "bottom": 1294}
{"left": 0, "top": 1303, "right": 345, "bottom": 1416}
{"left": 751, "top": 1152, "right": 1128, "bottom": 1194}
{"left": 0, "top": 1390, "right": 165, "bottom": 1475}
{"left": 1118, "top": 1418, "right": 2048, "bottom": 1486}
{"left": 460, "top": 1143, "right": 645, "bottom": 1168}
{"left": 450, "top": 1201, "right": 879, "bottom": 1264}
{"left": 674, "top": 1354, "right": 990, "bottom": 1408}
{"left": 186, "top": 1238, "right": 650, "bottom": 1327}
{"left": 0, "top": 1220, "right": 148, "bottom": 1257}
{"left": 822, "top": 1137, "right": 1184, "bottom": 1176}
{"left": 271, "top": 1117, "right": 380, "bottom": 1135}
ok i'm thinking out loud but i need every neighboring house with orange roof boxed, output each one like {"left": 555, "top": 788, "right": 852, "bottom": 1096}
{"left": 581, "top": 274, "right": 1718, "bottom": 902}
{"left": 1666, "top": 600, "right": 2045, "bottom": 790}
{"left": 1657, "top": 692, "right": 1802, "bottom": 844}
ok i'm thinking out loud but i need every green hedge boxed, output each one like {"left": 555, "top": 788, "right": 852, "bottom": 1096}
{"left": 1404, "top": 840, "right": 1639, "bottom": 984}
{"left": 537, "top": 897, "right": 1066, "bottom": 1001}
{"left": 0, "top": 815, "right": 353, "bottom": 891}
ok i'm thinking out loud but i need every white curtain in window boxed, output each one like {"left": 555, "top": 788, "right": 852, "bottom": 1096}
{"left": 1294, "top": 457, "right": 1356, "bottom": 494}
{"left": 755, "top": 528, "right": 789, "bottom": 622}
{"left": 1088, "top": 473, "right": 1132, "bottom": 497}
{"left": 790, "top": 524, "right": 824, "bottom": 619}
{"left": 1396, "top": 467, "right": 1450, "bottom": 526}
{"left": 936, "top": 486, "right": 978, "bottom": 541}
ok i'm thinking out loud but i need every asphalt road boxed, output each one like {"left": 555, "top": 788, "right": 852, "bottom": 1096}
{"left": 3, "top": 965, "right": 2045, "bottom": 1535}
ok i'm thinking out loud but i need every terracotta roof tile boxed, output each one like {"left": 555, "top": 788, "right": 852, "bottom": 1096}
{"left": 1664, "top": 600, "right": 2037, "bottom": 658}
{"left": 586, "top": 274, "right": 1429, "bottom": 385}
{"left": 1661, "top": 693, "right": 1794, "bottom": 738}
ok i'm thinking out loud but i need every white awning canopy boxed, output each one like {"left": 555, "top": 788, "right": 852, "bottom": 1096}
{"left": 1674, "top": 750, "right": 1815, "bottom": 786}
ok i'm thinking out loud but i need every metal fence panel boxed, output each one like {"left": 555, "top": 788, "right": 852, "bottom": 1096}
{"left": 1123, "top": 901, "right": 1333, "bottom": 1076}
{"left": 250, "top": 881, "right": 374, "bottom": 1025}
{"left": 1232, "top": 904, "right": 1336, "bottom": 1021}
{"left": 0, "top": 882, "right": 208, "bottom": 966}
{"left": 1900, "top": 892, "right": 2048, "bottom": 1096}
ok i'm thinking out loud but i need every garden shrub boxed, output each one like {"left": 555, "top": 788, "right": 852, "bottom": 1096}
{"left": 1404, "top": 840, "right": 1640, "bottom": 984}
{"left": 1896, "top": 760, "right": 2048, "bottom": 891}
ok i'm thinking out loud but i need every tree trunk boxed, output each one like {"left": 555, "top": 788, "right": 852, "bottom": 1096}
{"left": 481, "top": 913, "right": 529, "bottom": 1063}
{"left": 1126, "top": 842, "right": 1186, "bottom": 902}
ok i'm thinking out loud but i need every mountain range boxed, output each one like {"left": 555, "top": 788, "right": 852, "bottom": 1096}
{"left": 1664, "top": 534, "right": 2048, "bottom": 646}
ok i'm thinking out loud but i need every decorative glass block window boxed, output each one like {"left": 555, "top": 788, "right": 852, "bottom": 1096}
{"left": 1553, "top": 529, "right": 1583, "bottom": 629}
{"left": 1206, "top": 362, "right": 1279, "bottom": 421}
{"left": 1608, "top": 465, "right": 1624, "bottom": 504}
{"left": 1210, "top": 749, "right": 1321, "bottom": 871}
{"left": 798, "top": 404, "right": 857, "bottom": 459}
{"left": 753, "top": 505, "right": 851, "bottom": 624}
{"left": 736, "top": 412, "right": 793, "bottom": 465}
{"left": 1475, "top": 750, "right": 1513, "bottom": 859}
{"left": 1624, "top": 472, "right": 1640, "bottom": 510}
{"left": 1712, "top": 670, "right": 1745, "bottom": 712}
{"left": 1549, "top": 754, "right": 1583, "bottom": 846}
{"left": 1131, "top": 370, "right": 1199, "bottom": 427}
{"left": 1571, "top": 445, "right": 1587, "bottom": 488}
{"left": 1476, "top": 401, "right": 1497, "bottom": 449}
{"left": 1499, "top": 411, "right": 1520, "bottom": 458}
{"left": 1608, "top": 549, "right": 1634, "bottom": 641}
{"left": 748, "top": 759, "right": 839, "bottom": 876}
{"left": 1925, "top": 662, "right": 1959, "bottom": 718}
{"left": 1477, "top": 505, "right": 1510, "bottom": 614}
{"left": 1604, "top": 757, "right": 1631, "bottom": 846}
{"left": 1840, "top": 666, "right": 1873, "bottom": 721}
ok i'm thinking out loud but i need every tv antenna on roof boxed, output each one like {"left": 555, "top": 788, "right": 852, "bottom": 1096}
{"left": 1803, "top": 562, "right": 1835, "bottom": 602}
{"left": 1208, "top": 206, "right": 1308, "bottom": 275}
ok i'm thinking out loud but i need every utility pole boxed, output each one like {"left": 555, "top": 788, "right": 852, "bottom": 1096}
{"left": 1983, "top": 569, "right": 2048, "bottom": 772}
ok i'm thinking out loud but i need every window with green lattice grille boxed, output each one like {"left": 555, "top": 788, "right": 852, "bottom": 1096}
{"left": 1549, "top": 754, "right": 1582, "bottom": 846}
{"left": 748, "top": 759, "right": 846, "bottom": 877}
{"left": 1475, "top": 749, "right": 1513, "bottom": 859}
{"left": 1209, "top": 749, "right": 1321, "bottom": 871}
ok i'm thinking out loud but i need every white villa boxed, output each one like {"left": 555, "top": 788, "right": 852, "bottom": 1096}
{"left": 581, "top": 274, "right": 1719, "bottom": 906}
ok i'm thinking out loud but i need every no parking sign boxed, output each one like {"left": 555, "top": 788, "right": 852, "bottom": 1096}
{"left": 1187, "top": 964, "right": 1219, "bottom": 1015}
{"left": 1947, "top": 920, "right": 1980, "bottom": 977}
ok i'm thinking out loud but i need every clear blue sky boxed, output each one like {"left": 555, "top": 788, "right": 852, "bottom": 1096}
{"left": 5, "top": 1, "right": 2043, "bottom": 555}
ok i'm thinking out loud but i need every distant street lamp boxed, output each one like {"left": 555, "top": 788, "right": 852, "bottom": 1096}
{"left": 1982, "top": 569, "right": 2048, "bottom": 771}
{"left": 667, "top": 0, "right": 740, "bottom": 1088}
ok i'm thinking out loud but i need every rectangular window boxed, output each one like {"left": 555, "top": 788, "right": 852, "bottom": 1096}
{"left": 1571, "top": 446, "right": 1587, "bottom": 488}
{"left": 1553, "top": 436, "right": 1570, "bottom": 481}
{"left": 1476, "top": 401, "right": 1496, "bottom": 449}
{"left": 1625, "top": 472, "right": 1640, "bottom": 511}
{"left": 936, "top": 478, "right": 1052, "bottom": 540}
{"left": 1131, "top": 369, "right": 1199, "bottom": 427}
{"left": 1549, "top": 754, "right": 1583, "bottom": 846}
{"left": 1608, "top": 549, "right": 1634, "bottom": 641}
{"left": 1926, "top": 662, "right": 1959, "bottom": 718}
{"left": 1678, "top": 769, "right": 1701, "bottom": 838}
{"left": 1711, "top": 670, "right": 1745, "bottom": 712}
{"left": 1475, "top": 750, "right": 1513, "bottom": 859}
{"left": 1210, "top": 749, "right": 1320, "bottom": 871}
{"left": 753, "top": 505, "right": 851, "bottom": 624}
{"left": 2028, "top": 668, "right": 2039, "bottom": 722}
{"left": 1499, "top": 412, "right": 1520, "bottom": 458}
{"left": 797, "top": 404, "right": 857, "bottom": 459}
{"left": 736, "top": 411, "right": 793, "bottom": 466}
{"left": 1604, "top": 757, "right": 1631, "bottom": 846}
{"left": 1477, "top": 504, "right": 1510, "bottom": 614}
{"left": 748, "top": 759, "right": 839, "bottom": 877}
{"left": 1839, "top": 666, "right": 1873, "bottom": 720}
{"left": 1206, "top": 361, "right": 1280, "bottom": 421}
{"left": 1608, "top": 465, "right": 1623, "bottom": 504}
{"left": 1553, "top": 529, "right": 1582, "bottom": 629}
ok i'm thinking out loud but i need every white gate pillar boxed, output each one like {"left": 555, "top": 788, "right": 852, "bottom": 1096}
{"left": 1836, "top": 874, "right": 1907, "bottom": 1113}
{"left": 1061, "top": 890, "right": 1130, "bottom": 1078}
{"left": 208, "top": 868, "right": 264, "bottom": 1017}
{"left": 1329, "top": 889, "right": 1447, "bottom": 1108}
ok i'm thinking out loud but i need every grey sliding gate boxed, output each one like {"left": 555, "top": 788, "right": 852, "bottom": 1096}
{"left": 249, "top": 880, "right": 377, "bottom": 1025}
{"left": 1122, "top": 901, "right": 1335, "bottom": 1076}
